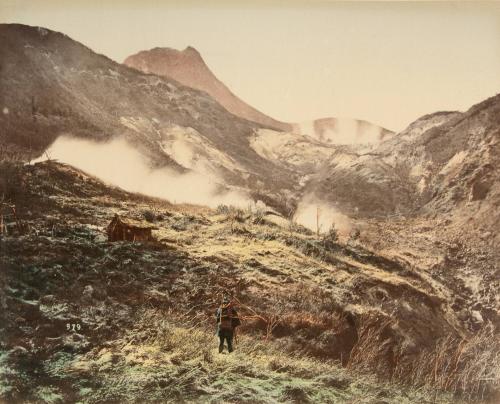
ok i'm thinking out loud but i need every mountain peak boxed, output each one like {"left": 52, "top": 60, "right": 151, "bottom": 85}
{"left": 183, "top": 45, "right": 201, "bottom": 56}
{"left": 124, "top": 47, "right": 292, "bottom": 131}
{"left": 134, "top": 46, "right": 201, "bottom": 58}
{"left": 124, "top": 46, "right": 394, "bottom": 141}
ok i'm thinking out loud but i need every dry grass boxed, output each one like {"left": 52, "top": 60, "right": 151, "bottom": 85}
{"left": 198, "top": 277, "right": 499, "bottom": 401}
{"left": 71, "top": 308, "right": 459, "bottom": 403}
{"left": 344, "top": 313, "right": 500, "bottom": 401}
{"left": 393, "top": 323, "right": 500, "bottom": 401}
{"left": 346, "top": 313, "right": 395, "bottom": 375}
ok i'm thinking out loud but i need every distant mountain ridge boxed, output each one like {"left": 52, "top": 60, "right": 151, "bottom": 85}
{"left": 124, "top": 47, "right": 292, "bottom": 132}
{"left": 124, "top": 47, "right": 395, "bottom": 145}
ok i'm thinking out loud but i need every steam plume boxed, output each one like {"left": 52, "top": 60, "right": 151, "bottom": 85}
{"left": 34, "top": 136, "right": 251, "bottom": 208}
{"left": 293, "top": 194, "right": 352, "bottom": 235}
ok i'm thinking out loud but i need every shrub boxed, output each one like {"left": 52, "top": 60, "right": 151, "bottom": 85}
{"left": 143, "top": 209, "right": 156, "bottom": 223}
{"left": 251, "top": 206, "right": 265, "bottom": 225}
{"left": 323, "top": 223, "right": 339, "bottom": 243}
{"left": 229, "top": 207, "right": 245, "bottom": 223}
{"left": 215, "top": 204, "right": 230, "bottom": 215}
{"left": 0, "top": 162, "right": 26, "bottom": 202}
{"left": 216, "top": 204, "right": 245, "bottom": 223}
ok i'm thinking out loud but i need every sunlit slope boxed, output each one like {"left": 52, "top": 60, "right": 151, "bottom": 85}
{"left": 1, "top": 160, "right": 497, "bottom": 402}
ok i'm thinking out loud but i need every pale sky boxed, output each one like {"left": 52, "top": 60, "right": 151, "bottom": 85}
{"left": 2, "top": 1, "right": 500, "bottom": 131}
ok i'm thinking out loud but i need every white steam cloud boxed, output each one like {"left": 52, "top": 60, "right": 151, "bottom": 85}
{"left": 293, "top": 194, "right": 352, "bottom": 235}
{"left": 34, "top": 136, "right": 251, "bottom": 208}
{"left": 296, "top": 118, "right": 385, "bottom": 145}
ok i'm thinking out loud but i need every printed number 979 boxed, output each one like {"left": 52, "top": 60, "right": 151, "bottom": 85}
{"left": 66, "top": 323, "right": 81, "bottom": 331}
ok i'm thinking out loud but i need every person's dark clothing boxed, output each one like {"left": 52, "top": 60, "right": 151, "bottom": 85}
{"left": 215, "top": 304, "right": 240, "bottom": 353}
{"left": 218, "top": 329, "right": 233, "bottom": 353}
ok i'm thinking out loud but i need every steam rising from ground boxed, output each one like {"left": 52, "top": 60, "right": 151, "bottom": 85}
{"left": 35, "top": 136, "right": 251, "bottom": 208}
{"left": 294, "top": 194, "right": 352, "bottom": 235}
{"left": 34, "top": 136, "right": 357, "bottom": 230}
{"left": 296, "top": 118, "right": 386, "bottom": 145}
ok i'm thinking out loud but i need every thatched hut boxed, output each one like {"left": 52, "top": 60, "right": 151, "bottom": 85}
{"left": 107, "top": 214, "right": 158, "bottom": 242}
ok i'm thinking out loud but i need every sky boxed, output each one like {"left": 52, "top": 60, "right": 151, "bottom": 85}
{"left": 1, "top": 0, "right": 500, "bottom": 131}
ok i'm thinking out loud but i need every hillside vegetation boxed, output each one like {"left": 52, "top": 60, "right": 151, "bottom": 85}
{"left": 1, "top": 161, "right": 498, "bottom": 403}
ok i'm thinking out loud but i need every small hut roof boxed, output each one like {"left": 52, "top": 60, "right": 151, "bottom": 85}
{"left": 110, "top": 214, "right": 159, "bottom": 230}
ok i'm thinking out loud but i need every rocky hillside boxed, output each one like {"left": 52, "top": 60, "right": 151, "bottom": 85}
{"left": 124, "top": 47, "right": 292, "bottom": 132}
{"left": 300, "top": 95, "right": 500, "bottom": 223}
{"left": 0, "top": 23, "right": 298, "bottom": 209}
{"left": 295, "top": 98, "right": 500, "bottom": 342}
{"left": 248, "top": 95, "right": 500, "bottom": 342}
{"left": 1, "top": 160, "right": 497, "bottom": 403}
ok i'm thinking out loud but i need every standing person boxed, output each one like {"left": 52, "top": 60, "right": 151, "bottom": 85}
{"left": 215, "top": 296, "right": 241, "bottom": 353}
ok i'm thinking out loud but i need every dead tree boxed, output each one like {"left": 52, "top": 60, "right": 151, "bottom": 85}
{"left": 227, "top": 295, "right": 286, "bottom": 341}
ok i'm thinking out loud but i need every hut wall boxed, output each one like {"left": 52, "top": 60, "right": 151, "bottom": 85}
{"left": 107, "top": 223, "right": 152, "bottom": 242}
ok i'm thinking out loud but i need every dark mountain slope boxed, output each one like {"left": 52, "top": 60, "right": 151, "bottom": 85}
{"left": 0, "top": 24, "right": 298, "bottom": 198}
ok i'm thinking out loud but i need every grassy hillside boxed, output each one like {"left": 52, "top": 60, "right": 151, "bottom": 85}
{"left": 1, "top": 161, "right": 498, "bottom": 403}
